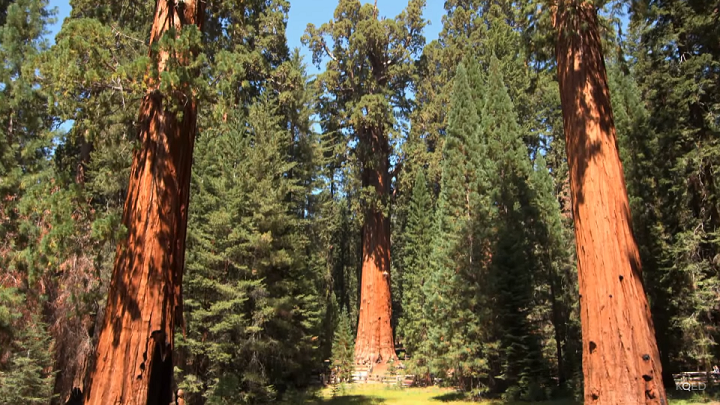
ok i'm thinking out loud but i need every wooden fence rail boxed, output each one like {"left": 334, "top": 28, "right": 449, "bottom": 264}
{"left": 672, "top": 372, "right": 720, "bottom": 385}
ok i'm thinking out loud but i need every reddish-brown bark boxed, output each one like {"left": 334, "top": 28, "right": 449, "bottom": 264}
{"left": 554, "top": 2, "right": 667, "bottom": 404}
{"left": 354, "top": 126, "right": 397, "bottom": 365}
{"left": 84, "top": 1, "right": 204, "bottom": 404}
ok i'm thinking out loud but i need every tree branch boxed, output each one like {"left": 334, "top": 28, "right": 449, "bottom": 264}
{"left": 323, "top": 40, "right": 338, "bottom": 62}
{"left": 389, "top": 159, "right": 403, "bottom": 179}
{"left": 111, "top": 25, "right": 146, "bottom": 45}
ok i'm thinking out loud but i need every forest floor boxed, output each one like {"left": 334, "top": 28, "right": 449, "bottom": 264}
{"left": 284, "top": 384, "right": 720, "bottom": 405}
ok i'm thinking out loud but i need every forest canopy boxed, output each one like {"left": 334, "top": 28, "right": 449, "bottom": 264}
{"left": 0, "top": 0, "right": 718, "bottom": 404}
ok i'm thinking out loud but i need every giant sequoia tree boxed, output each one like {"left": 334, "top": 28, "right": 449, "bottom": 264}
{"left": 303, "top": 0, "right": 426, "bottom": 365}
{"left": 553, "top": 1, "right": 666, "bottom": 403}
{"left": 84, "top": 0, "right": 205, "bottom": 403}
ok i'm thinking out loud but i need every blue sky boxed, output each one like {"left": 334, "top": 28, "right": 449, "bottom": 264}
{"left": 47, "top": 0, "right": 447, "bottom": 74}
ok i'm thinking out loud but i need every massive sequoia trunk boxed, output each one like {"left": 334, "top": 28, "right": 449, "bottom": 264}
{"left": 554, "top": 2, "right": 667, "bottom": 404}
{"left": 354, "top": 126, "right": 397, "bottom": 365}
{"left": 84, "top": 1, "right": 204, "bottom": 404}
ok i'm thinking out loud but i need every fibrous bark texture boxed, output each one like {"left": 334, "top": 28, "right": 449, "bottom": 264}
{"left": 354, "top": 126, "right": 397, "bottom": 365}
{"left": 84, "top": 1, "right": 204, "bottom": 404}
{"left": 554, "top": 2, "right": 667, "bottom": 404}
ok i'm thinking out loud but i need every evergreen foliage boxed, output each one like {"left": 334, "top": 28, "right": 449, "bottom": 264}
{"left": 0, "top": 303, "right": 56, "bottom": 405}
{"left": 528, "top": 154, "right": 582, "bottom": 396}
{"left": 303, "top": 0, "right": 427, "bottom": 365}
{"left": 397, "top": 168, "right": 433, "bottom": 370}
{"left": 422, "top": 61, "right": 491, "bottom": 393}
{"left": 177, "top": 95, "right": 326, "bottom": 403}
{"left": 480, "top": 55, "right": 548, "bottom": 401}
{"left": 613, "top": 0, "right": 720, "bottom": 380}
{"left": 1, "top": 0, "right": 716, "bottom": 402}
{"left": 0, "top": 0, "right": 56, "bottom": 276}
{"left": 0, "top": 2, "right": 63, "bottom": 403}
{"left": 331, "top": 309, "right": 355, "bottom": 383}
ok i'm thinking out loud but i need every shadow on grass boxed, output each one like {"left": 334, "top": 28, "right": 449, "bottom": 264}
{"left": 461, "top": 398, "right": 580, "bottom": 405}
{"left": 492, "top": 400, "right": 579, "bottom": 405}
{"left": 432, "top": 392, "right": 467, "bottom": 402}
{"left": 316, "top": 395, "right": 385, "bottom": 405}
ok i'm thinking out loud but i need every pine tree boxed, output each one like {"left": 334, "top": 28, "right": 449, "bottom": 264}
{"left": 328, "top": 200, "right": 361, "bottom": 334}
{"left": 176, "top": 107, "right": 263, "bottom": 404}
{"left": 529, "top": 154, "right": 581, "bottom": 394}
{"left": 406, "top": 0, "right": 487, "bottom": 196}
{"left": 481, "top": 2, "right": 535, "bottom": 149}
{"left": 332, "top": 309, "right": 355, "bottom": 383}
{"left": 0, "top": 0, "right": 56, "bottom": 275}
{"left": 176, "top": 71, "right": 326, "bottom": 402}
{"left": 480, "top": 54, "right": 548, "bottom": 401}
{"left": 518, "top": 4, "right": 582, "bottom": 394}
{"left": 627, "top": 0, "right": 720, "bottom": 384}
{"left": 0, "top": 2, "right": 63, "bottom": 403}
{"left": 0, "top": 308, "right": 56, "bottom": 405}
{"left": 397, "top": 168, "right": 433, "bottom": 372}
{"left": 424, "top": 61, "right": 490, "bottom": 391}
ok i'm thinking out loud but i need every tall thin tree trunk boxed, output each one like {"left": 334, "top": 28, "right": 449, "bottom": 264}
{"left": 75, "top": 129, "right": 93, "bottom": 185}
{"left": 547, "top": 256, "right": 565, "bottom": 388}
{"left": 554, "top": 2, "right": 666, "bottom": 404}
{"left": 84, "top": 1, "right": 204, "bottom": 404}
{"left": 354, "top": 126, "right": 397, "bottom": 365}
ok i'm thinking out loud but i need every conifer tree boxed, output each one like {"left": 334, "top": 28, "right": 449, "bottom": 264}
{"left": 529, "top": 154, "right": 581, "bottom": 393}
{"left": 177, "top": 92, "right": 325, "bottom": 403}
{"left": 607, "top": 63, "right": 679, "bottom": 388}
{"left": 0, "top": 310, "right": 56, "bottom": 405}
{"left": 328, "top": 200, "right": 361, "bottom": 331}
{"left": 424, "top": 61, "right": 490, "bottom": 391}
{"left": 397, "top": 168, "right": 433, "bottom": 372}
{"left": 7, "top": 1, "right": 718, "bottom": 404}
{"left": 628, "top": 0, "right": 720, "bottom": 383}
{"left": 405, "top": 0, "right": 486, "bottom": 201}
{"left": 0, "top": 2, "right": 61, "bottom": 403}
{"left": 332, "top": 309, "right": 356, "bottom": 383}
{"left": 0, "top": 0, "right": 56, "bottom": 275}
{"left": 481, "top": 54, "right": 547, "bottom": 400}
{"left": 17, "top": 2, "right": 156, "bottom": 403}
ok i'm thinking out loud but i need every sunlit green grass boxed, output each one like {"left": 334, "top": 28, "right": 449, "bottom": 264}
{"left": 283, "top": 384, "right": 720, "bottom": 405}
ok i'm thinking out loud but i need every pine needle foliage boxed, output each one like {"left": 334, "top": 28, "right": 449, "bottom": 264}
{"left": 331, "top": 309, "right": 355, "bottom": 383}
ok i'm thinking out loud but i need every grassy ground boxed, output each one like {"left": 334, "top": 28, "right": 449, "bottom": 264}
{"left": 283, "top": 384, "right": 720, "bottom": 405}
